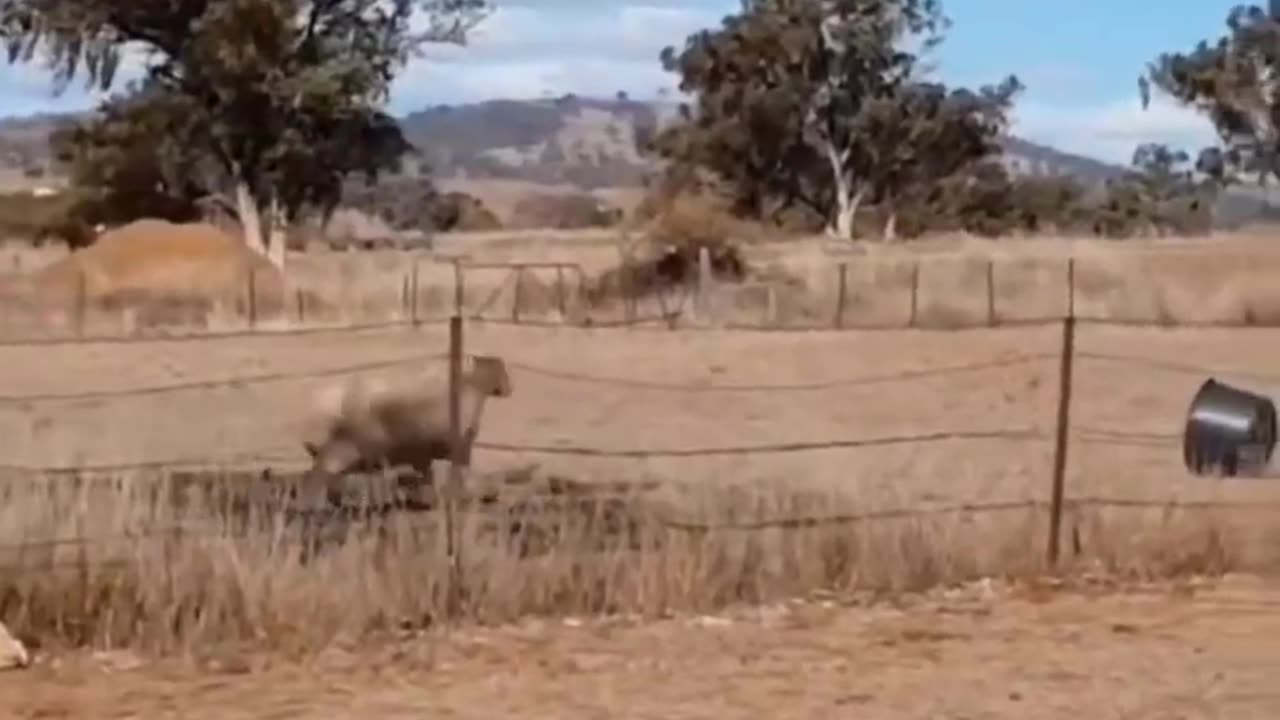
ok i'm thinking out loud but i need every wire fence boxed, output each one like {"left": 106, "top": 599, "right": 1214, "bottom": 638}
{"left": 2, "top": 255, "right": 1280, "bottom": 571}
{"left": 13, "top": 252, "right": 1280, "bottom": 344}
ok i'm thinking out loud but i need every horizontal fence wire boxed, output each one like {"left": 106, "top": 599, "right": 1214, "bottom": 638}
{"left": 3, "top": 309, "right": 1280, "bottom": 349}
{"left": 0, "top": 350, "right": 1054, "bottom": 405}
{"left": 0, "top": 455, "right": 298, "bottom": 476}
{"left": 502, "top": 352, "right": 1056, "bottom": 392}
{"left": 6, "top": 496, "right": 1280, "bottom": 553}
{"left": 475, "top": 428, "right": 1046, "bottom": 458}
{"left": 1075, "top": 427, "right": 1181, "bottom": 447}
{"left": 0, "top": 427, "right": 1047, "bottom": 476}
{"left": 1077, "top": 350, "right": 1280, "bottom": 383}
{"left": 0, "top": 317, "right": 428, "bottom": 348}
{"left": 0, "top": 352, "right": 449, "bottom": 404}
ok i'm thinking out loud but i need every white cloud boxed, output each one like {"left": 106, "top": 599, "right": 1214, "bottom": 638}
{"left": 1, "top": 2, "right": 725, "bottom": 116}
{"left": 389, "top": 3, "right": 723, "bottom": 109}
{"left": 1012, "top": 94, "right": 1218, "bottom": 165}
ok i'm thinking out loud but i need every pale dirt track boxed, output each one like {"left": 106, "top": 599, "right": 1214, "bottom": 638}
{"left": 5, "top": 575, "right": 1280, "bottom": 719}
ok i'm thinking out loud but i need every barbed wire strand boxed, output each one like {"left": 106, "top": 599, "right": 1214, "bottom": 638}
{"left": 1075, "top": 316, "right": 1280, "bottom": 330}
{"left": 0, "top": 349, "right": 1051, "bottom": 405}
{"left": 6, "top": 310, "right": 1280, "bottom": 350}
{"left": 6, "top": 495, "right": 1280, "bottom": 551}
{"left": 1077, "top": 350, "right": 1280, "bottom": 384}
{"left": 0, "top": 352, "right": 449, "bottom": 404}
{"left": 0, "top": 317, "right": 428, "bottom": 348}
{"left": 0, "top": 454, "right": 297, "bottom": 476}
{"left": 501, "top": 352, "right": 1056, "bottom": 392}
{"left": 0, "top": 427, "right": 1045, "bottom": 476}
{"left": 475, "top": 428, "right": 1046, "bottom": 458}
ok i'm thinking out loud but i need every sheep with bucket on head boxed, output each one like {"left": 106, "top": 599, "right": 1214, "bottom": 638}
{"left": 301, "top": 355, "right": 513, "bottom": 490}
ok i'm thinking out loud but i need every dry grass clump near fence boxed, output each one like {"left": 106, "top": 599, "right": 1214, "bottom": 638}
{"left": 0, "top": 466, "right": 1249, "bottom": 655}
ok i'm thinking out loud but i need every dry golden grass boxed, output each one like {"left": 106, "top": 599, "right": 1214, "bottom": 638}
{"left": 0, "top": 465, "right": 1263, "bottom": 657}
{"left": 1, "top": 230, "right": 1280, "bottom": 663}
{"left": 0, "top": 319, "right": 1278, "bottom": 656}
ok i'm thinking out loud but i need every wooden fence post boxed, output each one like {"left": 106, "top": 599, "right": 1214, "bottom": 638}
{"left": 697, "top": 246, "right": 714, "bottom": 325}
{"left": 623, "top": 257, "right": 637, "bottom": 324}
{"left": 986, "top": 259, "right": 996, "bottom": 327}
{"left": 445, "top": 314, "right": 465, "bottom": 616}
{"left": 1047, "top": 258, "right": 1077, "bottom": 567}
{"left": 247, "top": 267, "right": 257, "bottom": 328}
{"left": 908, "top": 261, "right": 919, "bottom": 328}
{"left": 410, "top": 260, "right": 420, "bottom": 326}
{"left": 555, "top": 266, "right": 566, "bottom": 320}
{"left": 74, "top": 266, "right": 86, "bottom": 338}
{"left": 452, "top": 260, "right": 465, "bottom": 316}
{"left": 835, "top": 262, "right": 847, "bottom": 329}
{"left": 511, "top": 267, "right": 523, "bottom": 324}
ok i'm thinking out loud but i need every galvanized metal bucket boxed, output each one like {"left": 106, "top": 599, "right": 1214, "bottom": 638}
{"left": 1183, "top": 378, "right": 1278, "bottom": 477}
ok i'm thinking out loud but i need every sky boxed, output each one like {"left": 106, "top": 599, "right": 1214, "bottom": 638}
{"left": 0, "top": 0, "right": 1242, "bottom": 164}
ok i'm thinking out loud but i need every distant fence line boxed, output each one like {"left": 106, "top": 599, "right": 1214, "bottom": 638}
{"left": 8, "top": 254, "right": 1280, "bottom": 345}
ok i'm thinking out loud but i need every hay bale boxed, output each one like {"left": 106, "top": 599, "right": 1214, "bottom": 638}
{"left": 27, "top": 219, "right": 286, "bottom": 323}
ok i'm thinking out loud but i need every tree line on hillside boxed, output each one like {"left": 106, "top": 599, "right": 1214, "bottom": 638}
{"left": 0, "top": 1, "right": 1277, "bottom": 260}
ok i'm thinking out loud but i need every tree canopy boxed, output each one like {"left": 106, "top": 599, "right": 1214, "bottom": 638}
{"left": 1142, "top": 3, "right": 1280, "bottom": 187}
{"left": 0, "top": 0, "right": 488, "bottom": 265}
{"left": 647, "top": 0, "right": 1021, "bottom": 239}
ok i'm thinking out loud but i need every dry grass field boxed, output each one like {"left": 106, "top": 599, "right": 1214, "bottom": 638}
{"left": 2, "top": 229, "right": 1280, "bottom": 717}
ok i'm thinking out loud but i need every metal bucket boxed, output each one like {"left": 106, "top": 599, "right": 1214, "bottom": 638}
{"left": 1183, "top": 378, "right": 1278, "bottom": 477}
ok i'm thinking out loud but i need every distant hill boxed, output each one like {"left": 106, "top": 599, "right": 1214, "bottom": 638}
{"left": 6, "top": 96, "right": 1276, "bottom": 227}
{"left": 0, "top": 96, "right": 1132, "bottom": 188}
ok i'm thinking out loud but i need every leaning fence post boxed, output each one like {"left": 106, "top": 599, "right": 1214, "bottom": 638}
{"left": 908, "top": 261, "right": 920, "bottom": 328}
{"left": 410, "top": 260, "right": 420, "bottom": 326}
{"left": 247, "top": 266, "right": 258, "bottom": 328}
{"left": 835, "top": 262, "right": 848, "bottom": 329}
{"left": 1047, "top": 258, "right": 1077, "bottom": 567}
{"left": 452, "top": 260, "right": 465, "bottom": 316}
{"left": 511, "top": 267, "right": 523, "bottom": 324}
{"left": 445, "top": 314, "right": 465, "bottom": 616}
{"left": 696, "top": 245, "right": 716, "bottom": 325}
{"left": 985, "top": 259, "right": 996, "bottom": 327}
{"left": 294, "top": 289, "right": 306, "bottom": 325}
{"left": 73, "top": 266, "right": 86, "bottom": 337}
{"left": 555, "top": 266, "right": 567, "bottom": 320}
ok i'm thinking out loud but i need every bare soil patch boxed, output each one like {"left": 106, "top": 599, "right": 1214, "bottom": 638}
{"left": 6, "top": 574, "right": 1280, "bottom": 719}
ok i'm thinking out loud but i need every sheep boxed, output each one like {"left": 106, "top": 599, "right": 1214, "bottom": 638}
{"left": 301, "top": 354, "right": 513, "bottom": 488}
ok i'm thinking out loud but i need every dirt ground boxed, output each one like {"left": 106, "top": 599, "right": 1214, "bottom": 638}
{"left": 4, "top": 574, "right": 1279, "bottom": 719}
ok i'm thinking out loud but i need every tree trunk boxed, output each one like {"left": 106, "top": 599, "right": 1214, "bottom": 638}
{"left": 832, "top": 188, "right": 863, "bottom": 239}
{"left": 234, "top": 181, "right": 268, "bottom": 257}
{"left": 266, "top": 196, "right": 287, "bottom": 270}
{"left": 883, "top": 210, "right": 898, "bottom": 242}
{"left": 820, "top": 137, "right": 861, "bottom": 240}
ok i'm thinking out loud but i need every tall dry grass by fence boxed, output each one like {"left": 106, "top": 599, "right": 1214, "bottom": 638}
{"left": 1, "top": 304, "right": 1279, "bottom": 654}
